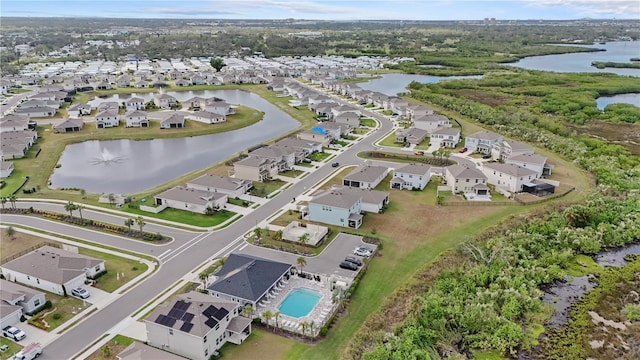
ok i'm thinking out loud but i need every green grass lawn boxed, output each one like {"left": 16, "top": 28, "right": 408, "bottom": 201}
{"left": 279, "top": 169, "right": 304, "bottom": 178}
{"left": 0, "top": 338, "right": 22, "bottom": 360}
{"left": 379, "top": 132, "right": 404, "bottom": 147}
{"left": 78, "top": 248, "right": 149, "bottom": 292}
{"left": 29, "top": 293, "right": 89, "bottom": 331}
{"left": 308, "top": 152, "right": 331, "bottom": 161}
{"left": 359, "top": 118, "right": 377, "bottom": 127}
{"left": 228, "top": 197, "right": 252, "bottom": 207}
{"left": 123, "top": 206, "right": 236, "bottom": 227}
{"left": 250, "top": 179, "right": 286, "bottom": 197}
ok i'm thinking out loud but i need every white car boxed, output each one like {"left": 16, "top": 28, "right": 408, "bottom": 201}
{"left": 2, "top": 325, "right": 26, "bottom": 341}
{"left": 353, "top": 246, "right": 373, "bottom": 257}
{"left": 71, "top": 287, "right": 90, "bottom": 299}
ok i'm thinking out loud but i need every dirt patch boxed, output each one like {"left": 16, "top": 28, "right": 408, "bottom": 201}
{"left": 0, "top": 231, "right": 56, "bottom": 264}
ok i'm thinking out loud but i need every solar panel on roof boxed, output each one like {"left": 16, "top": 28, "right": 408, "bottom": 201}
{"left": 168, "top": 308, "right": 182, "bottom": 319}
{"left": 213, "top": 307, "right": 229, "bottom": 321}
{"left": 204, "top": 317, "right": 218, "bottom": 328}
{"left": 180, "top": 322, "right": 194, "bottom": 333}
{"left": 165, "top": 317, "right": 177, "bottom": 327}
{"left": 155, "top": 314, "right": 167, "bottom": 325}
{"left": 182, "top": 312, "right": 194, "bottom": 322}
{"left": 176, "top": 300, "right": 190, "bottom": 311}
{"left": 203, "top": 305, "right": 218, "bottom": 318}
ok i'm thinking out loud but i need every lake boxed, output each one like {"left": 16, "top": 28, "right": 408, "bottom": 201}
{"left": 596, "top": 93, "right": 640, "bottom": 110}
{"left": 49, "top": 90, "right": 298, "bottom": 194}
{"left": 509, "top": 41, "right": 640, "bottom": 77}
{"left": 357, "top": 73, "right": 481, "bottom": 96}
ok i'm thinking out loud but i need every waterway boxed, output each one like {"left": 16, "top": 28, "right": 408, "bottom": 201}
{"left": 595, "top": 93, "right": 640, "bottom": 110}
{"left": 49, "top": 90, "right": 298, "bottom": 194}
{"left": 509, "top": 41, "right": 640, "bottom": 77}
{"left": 357, "top": 73, "right": 481, "bottom": 97}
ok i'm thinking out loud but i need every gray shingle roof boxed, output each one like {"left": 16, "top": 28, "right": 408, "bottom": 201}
{"left": 394, "top": 163, "right": 431, "bottom": 176}
{"left": 446, "top": 164, "right": 487, "bottom": 179}
{"left": 506, "top": 153, "right": 547, "bottom": 165}
{"left": 483, "top": 162, "right": 538, "bottom": 177}
{"left": 344, "top": 165, "right": 388, "bottom": 183}
{"left": 188, "top": 174, "right": 251, "bottom": 191}
{"left": 467, "top": 130, "right": 502, "bottom": 141}
{"left": 310, "top": 189, "right": 361, "bottom": 209}
{"left": 207, "top": 254, "right": 291, "bottom": 302}
{"left": 155, "top": 186, "right": 225, "bottom": 205}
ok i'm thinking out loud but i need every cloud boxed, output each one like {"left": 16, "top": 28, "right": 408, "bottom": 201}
{"left": 526, "top": 0, "right": 640, "bottom": 18}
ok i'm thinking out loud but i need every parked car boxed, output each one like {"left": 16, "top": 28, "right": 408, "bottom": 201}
{"left": 482, "top": 154, "right": 492, "bottom": 159}
{"left": 344, "top": 255, "right": 363, "bottom": 266}
{"left": 2, "top": 326, "right": 26, "bottom": 341}
{"left": 71, "top": 287, "right": 90, "bottom": 299}
{"left": 331, "top": 162, "right": 340, "bottom": 167}
{"left": 339, "top": 261, "right": 358, "bottom": 271}
{"left": 354, "top": 246, "right": 373, "bottom": 257}
{"left": 404, "top": 143, "right": 411, "bottom": 148}
{"left": 11, "top": 342, "right": 42, "bottom": 360}
{"left": 302, "top": 158, "right": 312, "bottom": 163}
{"left": 414, "top": 150, "right": 424, "bottom": 156}
{"left": 458, "top": 147, "right": 468, "bottom": 153}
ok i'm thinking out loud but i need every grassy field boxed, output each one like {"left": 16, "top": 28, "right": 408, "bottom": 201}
{"left": 359, "top": 118, "right": 377, "bottom": 127}
{"left": 85, "top": 335, "right": 135, "bottom": 360}
{"left": 122, "top": 205, "right": 237, "bottom": 227}
{"left": 77, "top": 248, "right": 148, "bottom": 292}
{"left": 0, "top": 338, "right": 22, "bottom": 360}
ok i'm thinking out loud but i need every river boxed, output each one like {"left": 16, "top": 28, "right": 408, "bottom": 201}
{"left": 357, "top": 73, "right": 481, "bottom": 96}
{"left": 49, "top": 90, "right": 298, "bottom": 194}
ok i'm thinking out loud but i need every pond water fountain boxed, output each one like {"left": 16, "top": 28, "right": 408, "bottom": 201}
{"left": 89, "top": 147, "right": 127, "bottom": 165}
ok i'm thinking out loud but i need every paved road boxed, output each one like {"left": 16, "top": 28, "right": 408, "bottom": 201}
{"left": 6, "top": 81, "right": 401, "bottom": 359}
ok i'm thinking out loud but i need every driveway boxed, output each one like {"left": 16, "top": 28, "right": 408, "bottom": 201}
{"left": 237, "top": 233, "right": 375, "bottom": 279}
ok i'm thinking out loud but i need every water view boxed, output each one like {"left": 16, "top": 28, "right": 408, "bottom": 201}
{"left": 509, "top": 41, "right": 640, "bottom": 77}
{"left": 596, "top": 93, "right": 640, "bottom": 110}
{"left": 49, "top": 90, "right": 298, "bottom": 194}
{"left": 357, "top": 73, "right": 481, "bottom": 96}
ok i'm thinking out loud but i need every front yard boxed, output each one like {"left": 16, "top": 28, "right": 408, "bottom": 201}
{"left": 250, "top": 179, "right": 286, "bottom": 197}
{"left": 123, "top": 205, "right": 236, "bottom": 227}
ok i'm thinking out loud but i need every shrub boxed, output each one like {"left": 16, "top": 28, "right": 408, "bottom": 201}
{"left": 52, "top": 313, "right": 62, "bottom": 320}
{"left": 622, "top": 304, "right": 640, "bottom": 321}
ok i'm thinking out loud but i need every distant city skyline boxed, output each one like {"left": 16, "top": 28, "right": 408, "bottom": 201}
{"left": 1, "top": 0, "right": 639, "bottom": 20}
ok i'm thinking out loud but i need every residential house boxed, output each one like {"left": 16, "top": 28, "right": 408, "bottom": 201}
{"left": 54, "top": 118, "right": 84, "bottom": 133}
{"left": 67, "top": 104, "right": 92, "bottom": 118}
{"left": 395, "top": 127, "right": 429, "bottom": 145}
{"left": 134, "top": 80, "right": 148, "bottom": 88}
{"left": 334, "top": 111, "right": 360, "bottom": 128}
{"left": 160, "top": 113, "right": 185, "bottom": 129}
{"left": 0, "top": 245, "right": 105, "bottom": 296}
{"left": 313, "top": 122, "right": 350, "bottom": 139}
{"left": 406, "top": 105, "right": 433, "bottom": 120}
{"left": 297, "top": 130, "right": 331, "bottom": 146}
{"left": 174, "top": 79, "right": 190, "bottom": 87}
{"left": 190, "top": 74, "right": 206, "bottom": 85}
{"left": 97, "top": 102, "right": 119, "bottom": 112}
{"left": 274, "top": 138, "right": 322, "bottom": 157}
{"left": 115, "top": 75, "right": 131, "bottom": 88}
{"left": 18, "top": 99, "right": 59, "bottom": 110}
{"left": 233, "top": 156, "right": 278, "bottom": 182}
{"left": 249, "top": 145, "right": 296, "bottom": 172}
{"left": 145, "top": 291, "right": 252, "bottom": 360}
{"left": 331, "top": 104, "right": 361, "bottom": 118}
{"left": 204, "top": 99, "right": 233, "bottom": 115}
{"left": 0, "top": 303, "right": 22, "bottom": 328}
{"left": 0, "top": 279, "right": 46, "bottom": 315}
{"left": 307, "top": 94, "right": 333, "bottom": 111}
{"left": 0, "top": 161, "right": 14, "bottom": 178}
{"left": 123, "top": 110, "right": 149, "bottom": 128}
{"left": 465, "top": 130, "right": 503, "bottom": 154}
{"left": 95, "top": 109, "right": 119, "bottom": 128}
{"left": 390, "top": 163, "right": 432, "bottom": 190}
{"left": 95, "top": 81, "right": 112, "bottom": 90}
{"left": 429, "top": 127, "right": 461, "bottom": 148}
{"left": 0, "top": 114, "right": 30, "bottom": 133}
{"left": 187, "top": 111, "right": 225, "bottom": 124}
{"left": 388, "top": 97, "right": 409, "bottom": 115}
{"left": 330, "top": 186, "right": 390, "bottom": 213}
{"left": 186, "top": 174, "right": 252, "bottom": 198}
{"left": 413, "top": 114, "right": 450, "bottom": 133}
{"left": 154, "top": 186, "right": 228, "bottom": 214}
{"left": 154, "top": 94, "right": 178, "bottom": 109}
{"left": 343, "top": 165, "right": 388, "bottom": 189}
{"left": 125, "top": 97, "right": 146, "bottom": 111}
{"left": 445, "top": 165, "right": 489, "bottom": 196}
{"left": 505, "top": 153, "right": 552, "bottom": 177}
{"left": 307, "top": 188, "right": 363, "bottom": 229}
{"left": 492, "top": 140, "right": 535, "bottom": 161}
{"left": 14, "top": 106, "right": 56, "bottom": 118}
{"left": 207, "top": 253, "right": 292, "bottom": 308}
{"left": 0, "top": 131, "right": 37, "bottom": 160}
{"left": 116, "top": 342, "right": 185, "bottom": 360}
{"left": 482, "top": 163, "right": 539, "bottom": 193}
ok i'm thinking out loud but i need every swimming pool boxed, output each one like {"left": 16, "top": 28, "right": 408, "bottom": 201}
{"left": 278, "top": 288, "right": 321, "bottom": 318}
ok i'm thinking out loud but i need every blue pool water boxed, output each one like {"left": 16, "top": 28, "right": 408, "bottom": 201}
{"left": 278, "top": 288, "right": 321, "bottom": 318}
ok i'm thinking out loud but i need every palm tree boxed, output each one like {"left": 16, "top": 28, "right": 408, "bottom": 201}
{"left": 273, "top": 229, "right": 283, "bottom": 242}
{"left": 1, "top": 196, "right": 7, "bottom": 209}
{"left": 300, "top": 321, "right": 309, "bottom": 336}
{"left": 241, "top": 304, "right": 254, "bottom": 318}
{"left": 76, "top": 204, "right": 85, "bottom": 221}
{"left": 308, "top": 320, "right": 316, "bottom": 337}
{"left": 261, "top": 310, "right": 273, "bottom": 329}
{"left": 136, "top": 216, "right": 146, "bottom": 233}
{"left": 8, "top": 195, "right": 17, "bottom": 209}
{"left": 332, "top": 286, "right": 347, "bottom": 310}
{"left": 124, "top": 218, "right": 134, "bottom": 231}
{"left": 198, "top": 271, "right": 208, "bottom": 289}
{"left": 274, "top": 311, "right": 281, "bottom": 330}
{"left": 298, "top": 233, "right": 310, "bottom": 246}
{"left": 64, "top": 201, "right": 77, "bottom": 218}
{"left": 296, "top": 256, "right": 307, "bottom": 273}
{"left": 107, "top": 193, "right": 116, "bottom": 208}
{"left": 253, "top": 227, "right": 262, "bottom": 241}
{"left": 5, "top": 226, "right": 16, "bottom": 240}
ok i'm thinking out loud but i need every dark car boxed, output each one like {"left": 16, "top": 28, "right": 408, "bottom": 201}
{"left": 482, "top": 154, "right": 492, "bottom": 159}
{"left": 302, "top": 158, "right": 312, "bottom": 163}
{"left": 339, "top": 261, "right": 358, "bottom": 271}
{"left": 344, "top": 255, "right": 363, "bottom": 266}
{"left": 331, "top": 162, "right": 340, "bottom": 167}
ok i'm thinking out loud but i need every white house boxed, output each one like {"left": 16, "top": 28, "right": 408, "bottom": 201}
{"left": 390, "top": 163, "right": 432, "bottom": 190}
{"left": 342, "top": 165, "right": 388, "bottom": 189}
{"left": 430, "top": 127, "right": 461, "bottom": 148}
{"left": 492, "top": 140, "right": 534, "bottom": 161}
{"left": 0, "top": 161, "right": 14, "bottom": 178}
{"left": 186, "top": 174, "right": 252, "bottom": 198}
{"left": 154, "top": 186, "right": 228, "bottom": 214}
{"left": 0, "top": 303, "right": 22, "bottom": 328}
{"left": 145, "top": 291, "right": 252, "bottom": 360}
{"left": 233, "top": 156, "right": 278, "bottom": 182}
{"left": 505, "top": 153, "right": 551, "bottom": 177}
{"left": 187, "top": 111, "right": 226, "bottom": 124}
{"left": 0, "top": 114, "right": 30, "bottom": 133}
{"left": 482, "top": 162, "right": 539, "bottom": 193}
{"left": 464, "top": 130, "right": 503, "bottom": 154}
{"left": 125, "top": 97, "right": 146, "bottom": 111}
{"left": 0, "top": 246, "right": 105, "bottom": 296}
{"left": 123, "top": 110, "right": 149, "bottom": 128}
{"left": 0, "top": 279, "right": 46, "bottom": 315}
{"left": 445, "top": 164, "right": 489, "bottom": 197}
{"left": 331, "top": 186, "right": 390, "bottom": 213}
{"left": 413, "top": 114, "right": 450, "bottom": 133}
{"left": 67, "top": 104, "right": 92, "bottom": 118}
{"left": 95, "top": 109, "right": 120, "bottom": 128}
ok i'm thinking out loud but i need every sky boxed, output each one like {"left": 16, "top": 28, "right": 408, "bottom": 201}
{"left": 1, "top": 0, "right": 639, "bottom": 20}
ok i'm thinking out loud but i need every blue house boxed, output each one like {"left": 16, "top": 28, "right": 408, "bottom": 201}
{"left": 307, "top": 189, "right": 362, "bottom": 229}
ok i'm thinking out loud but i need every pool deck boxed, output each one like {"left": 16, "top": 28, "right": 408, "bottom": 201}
{"left": 256, "top": 276, "right": 337, "bottom": 336}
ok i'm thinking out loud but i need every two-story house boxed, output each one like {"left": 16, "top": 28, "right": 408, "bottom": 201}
{"left": 429, "top": 127, "right": 461, "bottom": 148}
{"left": 95, "top": 109, "right": 119, "bottom": 128}
{"left": 233, "top": 156, "right": 278, "bottom": 182}
{"left": 125, "top": 97, "right": 146, "bottom": 111}
{"left": 123, "top": 110, "right": 149, "bottom": 128}
{"left": 342, "top": 165, "right": 388, "bottom": 189}
{"left": 505, "top": 153, "right": 552, "bottom": 177}
{"left": 464, "top": 130, "right": 503, "bottom": 154}
{"left": 308, "top": 189, "right": 362, "bottom": 229}
{"left": 444, "top": 164, "right": 489, "bottom": 197}
{"left": 491, "top": 140, "right": 534, "bottom": 161}
{"left": 413, "top": 114, "right": 450, "bottom": 133}
{"left": 482, "top": 162, "right": 539, "bottom": 193}
{"left": 390, "top": 163, "right": 432, "bottom": 190}
{"left": 187, "top": 174, "right": 252, "bottom": 198}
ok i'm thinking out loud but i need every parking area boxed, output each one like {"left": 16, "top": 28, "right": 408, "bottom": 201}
{"left": 238, "top": 232, "right": 376, "bottom": 279}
